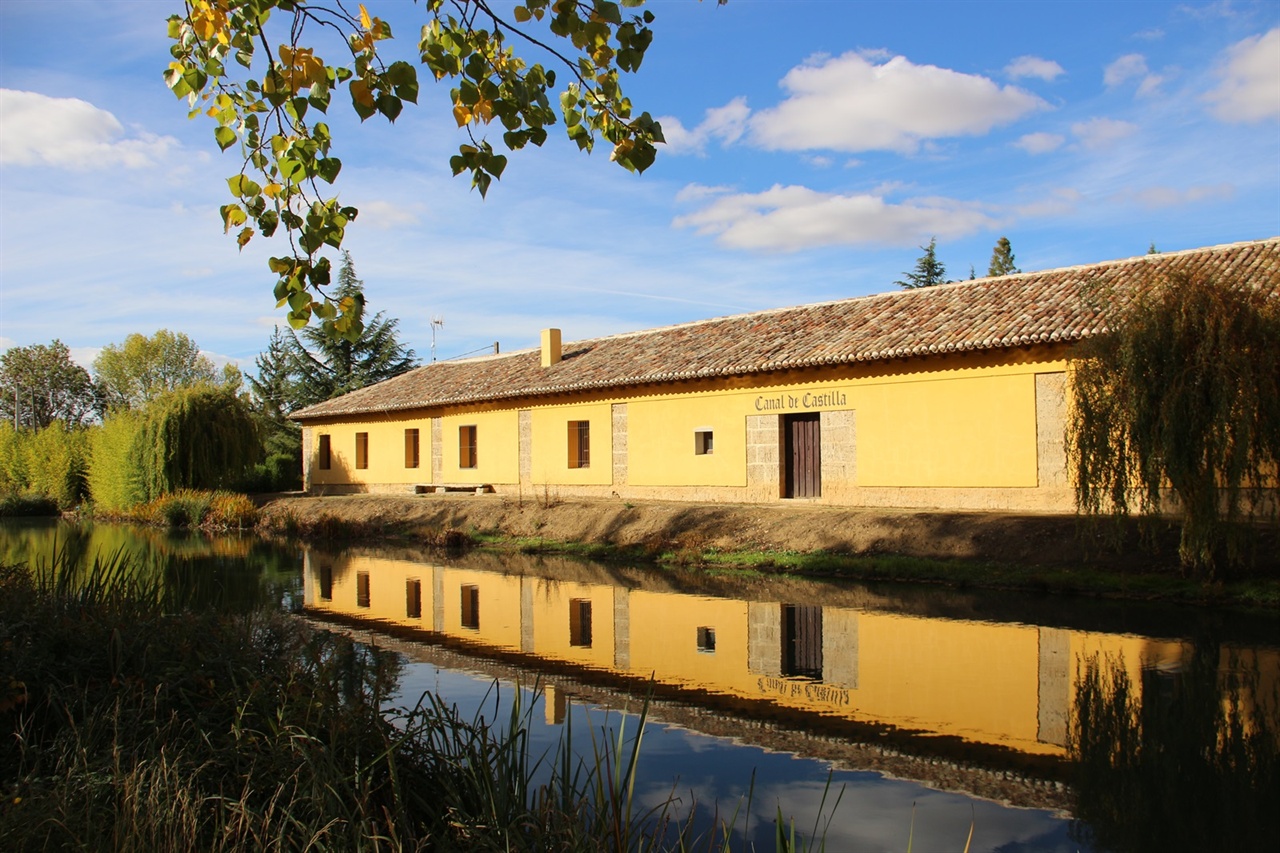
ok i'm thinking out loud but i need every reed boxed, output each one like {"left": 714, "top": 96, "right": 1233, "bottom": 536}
{"left": 1, "top": 548, "right": 835, "bottom": 851}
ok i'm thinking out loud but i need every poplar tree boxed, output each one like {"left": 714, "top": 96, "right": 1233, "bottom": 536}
{"left": 987, "top": 236, "right": 1020, "bottom": 277}
{"left": 165, "top": 0, "right": 684, "bottom": 334}
{"left": 895, "top": 238, "right": 947, "bottom": 289}
{"left": 1068, "top": 269, "right": 1280, "bottom": 577}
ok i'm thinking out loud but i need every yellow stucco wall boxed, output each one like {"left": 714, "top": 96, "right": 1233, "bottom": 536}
{"left": 439, "top": 410, "right": 520, "bottom": 485}
{"left": 529, "top": 402, "right": 614, "bottom": 486}
{"left": 299, "top": 350, "right": 1066, "bottom": 503}
{"left": 628, "top": 397, "right": 749, "bottom": 487}
{"left": 308, "top": 417, "right": 433, "bottom": 488}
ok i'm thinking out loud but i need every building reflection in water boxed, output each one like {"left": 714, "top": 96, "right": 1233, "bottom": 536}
{"left": 302, "top": 548, "right": 1279, "bottom": 781}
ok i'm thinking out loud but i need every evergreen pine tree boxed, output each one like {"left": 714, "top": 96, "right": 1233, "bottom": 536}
{"left": 895, "top": 237, "right": 947, "bottom": 288}
{"left": 290, "top": 252, "right": 419, "bottom": 407}
{"left": 987, "top": 236, "right": 1020, "bottom": 277}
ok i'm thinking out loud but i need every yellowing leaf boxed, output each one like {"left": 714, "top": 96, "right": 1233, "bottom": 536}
{"left": 237, "top": 226, "right": 254, "bottom": 249}
{"left": 359, "top": 3, "right": 371, "bottom": 29}
{"left": 452, "top": 103, "right": 473, "bottom": 126}
{"left": 349, "top": 77, "right": 374, "bottom": 108}
{"left": 263, "top": 182, "right": 283, "bottom": 199}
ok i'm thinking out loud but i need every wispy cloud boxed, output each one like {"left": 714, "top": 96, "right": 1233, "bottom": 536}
{"left": 1014, "top": 132, "right": 1066, "bottom": 154}
{"left": 673, "top": 184, "right": 996, "bottom": 251}
{"left": 0, "top": 90, "right": 178, "bottom": 170}
{"left": 1204, "top": 27, "right": 1280, "bottom": 122}
{"left": 747, "top": 51, "right": 1047, "bottom": 154}
{"left": 1071, "top": 117, "right": 1140, "bottom": 149}
{"left": 1005, "top": 55, "right": 1065, "bottom": 82}
{"left": 1103, "top": 54, "right": 1165, "bottom": 97}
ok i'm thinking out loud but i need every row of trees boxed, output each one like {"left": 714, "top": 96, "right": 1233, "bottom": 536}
{"left": 0, "top": 332, "right": 239, "bottom": 430}
{"left": 1, "top": 254, "right": 418, "bottom": 507}
{"left": 896, "top": 236, "right": 1021, "bottom": 289}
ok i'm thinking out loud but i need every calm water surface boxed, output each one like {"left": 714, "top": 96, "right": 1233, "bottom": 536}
{"left": 5, "top": 519, "right": 1277, "bottom": 852}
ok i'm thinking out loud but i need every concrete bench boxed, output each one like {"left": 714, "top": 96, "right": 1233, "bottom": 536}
{"left": 414, "top": 483, "right": 493, "bottom": 495}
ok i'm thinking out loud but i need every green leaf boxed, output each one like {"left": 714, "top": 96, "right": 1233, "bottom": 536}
{"left": 316, "top": 157, "right": 342, "bottom": 183}
{"left": 227, "top": 174, "right": 262, "bottom": 198}
{"left": 214, "top": 126, "right": 237, "bottom": 151}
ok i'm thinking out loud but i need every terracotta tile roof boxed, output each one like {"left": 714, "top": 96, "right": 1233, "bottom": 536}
{"left": 292, "top": 238, "right": 1280, "bottom": 421}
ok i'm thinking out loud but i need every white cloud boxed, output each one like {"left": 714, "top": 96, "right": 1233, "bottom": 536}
{"left": 748, "top": 52, "right": 1047, "bottom": 154}
{"left": 672, "top": 184, "right": 996, "bottom": 252}
{"left": 1103, "top": 54, "right": 1164, "bottom": 96}
{"left": 1014, "top": 132, "right": 1066, "bottom": 154}
{"left": 1126, "top": 183, "right": 1236, "bottom": 208}
{"left": 68, "top": 347, "right": 100, "bottom": 370}
{"left": 1005, "top": 56, "right": 1065, "bottom": 81}
{"left": 1072, "top": 117, "right": 1139, "bottom": 149}
{"left": 1204, "top": 27, "right": 1280, "bottom": 122}
{"left": 356, "top": 200, "right": 426, "bottom": 229}
{"left": 0, "top": 89, "right": 177, "bottom": 170}
{"left": 657, "top": 97, "right": 751, "bottom": 155}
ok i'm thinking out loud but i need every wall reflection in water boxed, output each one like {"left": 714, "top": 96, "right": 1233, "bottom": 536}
{"left": 303, "top": 549, "right": 1280, "bottom": 772}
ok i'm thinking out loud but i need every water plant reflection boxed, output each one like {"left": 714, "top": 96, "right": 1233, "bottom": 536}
{"left": 1069, "top": 647, "right": 1280, "bottom": 852}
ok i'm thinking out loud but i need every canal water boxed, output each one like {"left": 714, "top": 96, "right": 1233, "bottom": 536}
{"left": 4, "top": 519, "right": 1277, "bottom": 852}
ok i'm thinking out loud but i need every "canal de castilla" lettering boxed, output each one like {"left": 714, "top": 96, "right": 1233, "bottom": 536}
{"left": 754, "top": 388, "right": 848, "bottom": 412}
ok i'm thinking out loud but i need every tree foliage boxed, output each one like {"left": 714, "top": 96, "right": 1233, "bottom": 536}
{"left": 164, "top": 0, "right": 701, "bottom": 336}
{"left": 1068, "top": 269, "right": 1280, "bottom": 576}
{"left": 288, "top": 252, "right": 418, "bottom": 407}
{"left": 137, "top": 385, "right": 262, "bottom": 499}
{"left": 987, "top": 236, "right": 1020, "bottom": 277}
{"left": 896, "top": 237, "right": 947, "bottom": 289}
{"left": 0, "top": 341, "right": 99, "bottom": 429}
{"left": 93, "top": 330, "right": 227, "bottom": 412}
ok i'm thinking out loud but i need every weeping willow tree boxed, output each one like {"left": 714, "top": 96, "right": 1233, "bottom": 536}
{"left": 137, "top": 384, "right": 261, "bottom": 499}
{"left": 1068, "top": 269, "right": 1280, "bottom": 577}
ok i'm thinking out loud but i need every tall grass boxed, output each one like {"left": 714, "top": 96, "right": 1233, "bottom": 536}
{"left": 0, "top": 547, "right": 835, "bottom": 851}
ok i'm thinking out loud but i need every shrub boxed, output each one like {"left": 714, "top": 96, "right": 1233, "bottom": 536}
{"left": 206, "top": 492, "right": 258, "bottom": 529}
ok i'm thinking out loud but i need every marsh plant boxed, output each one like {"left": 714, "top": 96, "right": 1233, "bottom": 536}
{"left": 0, "top": 547, "right": 832, "bottom": 851}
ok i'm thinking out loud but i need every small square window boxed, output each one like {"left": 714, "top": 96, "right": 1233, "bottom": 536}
{"left": 318, "top": 434, "right": 331, "bottom": 470}
{"left": 355, "top": 432, "right": 369, "bottom": 469}
{"left": 697, "top": 626, "right": 716, "bottom": 653}
{"left": 695, "top": 429, "right": 714, "bottom": 455}
{"left": 459, "top": 425, "right": 477, "bottom": 469}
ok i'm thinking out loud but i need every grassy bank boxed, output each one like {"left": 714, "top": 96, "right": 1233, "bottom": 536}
{"left": 0, "top": 551, "right": 769, "bottom": 852}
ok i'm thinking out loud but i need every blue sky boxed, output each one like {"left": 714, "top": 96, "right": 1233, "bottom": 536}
{"left": 2, "top": 0, "right": 1277, "bottom": 373}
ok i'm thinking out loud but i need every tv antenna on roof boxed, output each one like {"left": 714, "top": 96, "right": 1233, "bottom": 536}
{"left": 430, "top": 316, "right": 444, "bottom": 362}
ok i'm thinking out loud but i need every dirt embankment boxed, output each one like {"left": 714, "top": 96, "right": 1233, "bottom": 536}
{"left": 258, "top": 492, "right": 1191, "bottom": 570}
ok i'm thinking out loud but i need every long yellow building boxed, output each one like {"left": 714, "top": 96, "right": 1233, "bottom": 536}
{"left": 291, "top": 238, "right": 1278, "bottom": 511}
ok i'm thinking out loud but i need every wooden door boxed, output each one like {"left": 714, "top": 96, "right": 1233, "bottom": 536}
{"left": 784, "top": 412, "right": 822, "bottom": 498}
{"left": 783, "top": 604, "right": 823, "bottom": 679}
